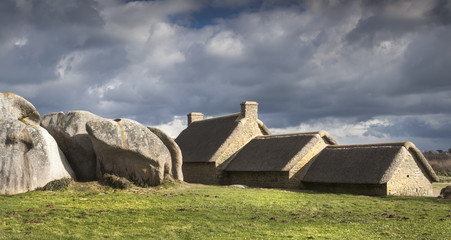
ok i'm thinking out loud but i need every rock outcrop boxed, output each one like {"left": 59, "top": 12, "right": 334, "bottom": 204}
{"left": 0, "top": 92, "right": 40, "bottom": 125}
{"left": 148, "top": 127, "right": 183, "bottom": 181}
{"left": 86, "top": 118, "right": 173, "bottom": 186}
{"left": 0, "top": 93, "right": 75, "bottom": 195}
{"left": 439, "top": 186, "right": 451, "bottom": 199}
{"left": 41, "top": 111, "right": 101, "bottom": 181}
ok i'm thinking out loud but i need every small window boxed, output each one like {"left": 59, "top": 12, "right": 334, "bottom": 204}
{"left": 406, "top": 175, "right": 410, "bottom": 178}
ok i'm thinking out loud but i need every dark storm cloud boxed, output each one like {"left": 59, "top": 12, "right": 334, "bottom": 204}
{"left": 364, "top": 115, "right": 451, "bottom": 139}
{"left": 428, "top": 0, "right": 451, "bottom": 24}
{"left": 346, "top": 0, "right": 451, "bottom": 46}
{"left": 0, "top": 0, "right": 118, "bottom": 86}
{"left": 398, "top": 27, "right": 451, "bottom": 93}
{"left": 1, "top": 0, "right": 450, "bottom": 150}
{"left": 0, "top": 1, "right": 26, "bottom": 43}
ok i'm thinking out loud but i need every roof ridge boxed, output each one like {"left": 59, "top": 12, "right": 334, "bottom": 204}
{"left": 197, "top": 113, "right": 240, "bottom": 122}
{"left": 255, "top": 132, "right": 319, "bottom": 138}
{"left": 256, "top": 119, "right": 271, "bottom": 135}
{"left": 254, "top": 130, "right": 337, "bottom": 145}
{"left": 327, "top": 142, "right": 412, "bottom": 148}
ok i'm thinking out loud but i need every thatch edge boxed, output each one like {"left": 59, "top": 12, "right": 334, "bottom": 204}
{"left": 281, "top": 134, "right": 324, "bottom": 172}
{"left": 404, "top": 142, "right": 439, "bottom": 182}
{"left": 304, "top": 130, "right": 338, "bottom": 145}
{"left": 257, "top": 119, "right": 271, "bottom": 135}
{"left": 254, "top": 130, "right": 337, "bottom": 145}
{"left": 206, "top": 113, "right": 241, "bottom": 122}
{"left": 327, "top": 142, "right": 411, "bottom": 148}
{"left": 209, "top": 117, "right": 242, "bottom": 164}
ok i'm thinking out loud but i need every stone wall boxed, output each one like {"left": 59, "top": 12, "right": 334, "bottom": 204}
{"left": 223, "top": 171, "right": 292, "bottom": 189}
{"left": 303, "top": 182, "right": 388, "bottom": 196}
{"left": 182, "top": 162, "right": 217, "bottom": 184}
{"left": 387, "top": 148, "right": 433, "bottom": 196}
{"left": 215, "top": 119, "right": 267, "bottom": 172}
{"left": 289, "top": 138, "right": 328, "bottom": 188}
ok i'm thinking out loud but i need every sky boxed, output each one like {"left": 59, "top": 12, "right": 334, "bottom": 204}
{"left": 1, "top": 0, "right": 450, "bottom": 151}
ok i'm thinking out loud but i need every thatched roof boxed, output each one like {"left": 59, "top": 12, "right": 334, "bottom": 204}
{"left": 297, "top": 130, "right": 338, "bottom": 145}
{"left": 176, "top": 113, "right": 240, "bottom": 163}
{"left": 302, "top": 142, "right": 439, "bottom": 184}
{"left": 225, "top": 132, "right": 335, "bottom": 172}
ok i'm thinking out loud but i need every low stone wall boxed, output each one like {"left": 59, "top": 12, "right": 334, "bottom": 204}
{"left": 222, "top": 171, "right": 293, "bottom": 189}
{"left": 302, "top": 182, "right": 388, "bottom": 196}
{"left": 182, "top": 162, "right": 217, "bottom": 184}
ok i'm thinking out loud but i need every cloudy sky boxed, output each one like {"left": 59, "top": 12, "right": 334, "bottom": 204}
{"left": 1, "top": 0, "right": 450, "bottom": 151}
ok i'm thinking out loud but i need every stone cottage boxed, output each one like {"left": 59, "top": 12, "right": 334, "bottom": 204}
{"left": 302, "top": 142, "right": 439, "bottom": 196}
{"left": 223, "top": 131, "right": 337, "bottom": 189}
{"left": 175, "top": 101, "right": 271, "bottom": 184}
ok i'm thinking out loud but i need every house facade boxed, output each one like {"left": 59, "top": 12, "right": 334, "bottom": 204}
{"left": 223, "top": 131, "right": 337, "bottom": 189}
{"left": 176, "top": 101, "right": 438, "bottom": 196}
{"left": 302, "top": 142, "right": 439, "bottom": 196}
{"left": 175, "top": 101, "right": 271, "bottom": 184}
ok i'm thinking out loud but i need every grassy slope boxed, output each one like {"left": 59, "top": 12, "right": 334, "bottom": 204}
{"left": 0, "top": 183, "right": 450, "bottom": 239}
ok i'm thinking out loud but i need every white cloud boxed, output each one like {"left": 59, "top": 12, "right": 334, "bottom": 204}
{"left": 270, "top": 117, "right": 391, "bottom": 145}
{"left": 269, "top": 114, "right": 451, "bottom": 151}
{"left": 142, "top": 22, "right": 186, "bottom": 68}
{"left": 13, "top": 37, "right": 27, "bottom": 47}
{"left": 205, "top": 31, "right": 244, "bottom": 58}
{"left": 55, "top": 51, "right": 83, "bottom": 79}
{"left": 150, "top": 115, "right": 187, "bottom": 138}
{"left": 87, "top": 79, "right": 123, "bottom": 99}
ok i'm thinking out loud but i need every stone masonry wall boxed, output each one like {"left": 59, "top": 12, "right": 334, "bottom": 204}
{"left": 303, "top": 182, "right": 388, "bottom": 196}
{"left": 289, "top": 138, "right": 328, "bottom": 188}
{"left": 223, "top": 171, "right": 291, "bottom": 189}
{"left": 387, "top": 147, "right": 433, "bottom": 196}
{"left": 182, "top": 162, "right": 217, "bottom": 184}
{"left": 215, "top": 119, "right": 267, "bottom": 178}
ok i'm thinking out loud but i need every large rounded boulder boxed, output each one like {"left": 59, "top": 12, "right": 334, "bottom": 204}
{"left": 86, "top": 118, "right": 172, "bottom": 186}
{"left": 439, "top": 186, "right": 451, "bottom": 199}
{"left": 148, "top": 127, "right": 183, "bottom": 181}
{"left": 41, "top": 111, "right": 101, "bottom": 181}
{"left": 0, "top": 93, "right": 75, "bottom": 195}
{"left": 0, "top": 92, "right": 40, "bottom": 125}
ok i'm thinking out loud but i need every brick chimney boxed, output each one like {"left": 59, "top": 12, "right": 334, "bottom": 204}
{"left": 240, "top": 101, "right": 258, "bottom": 120}
{"left": 187, "top": 112, "right": 204, "bottom": 125}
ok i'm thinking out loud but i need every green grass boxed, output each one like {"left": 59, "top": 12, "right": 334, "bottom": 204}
{"left": 1, "top": 182, "right": 450, "bottom": 239}
{"left": 438, "top": 174, "right": 451, "bottom": 183}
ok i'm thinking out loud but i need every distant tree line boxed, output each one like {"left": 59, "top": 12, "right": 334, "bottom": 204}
{"left": 423, "top": 149, "right": 451, "bottom": 179}
{"left": 423, "top": 148, "right": 451, "bottom": 154}
{"left": 423, "top": 149, "right": 451, "bottom": 162}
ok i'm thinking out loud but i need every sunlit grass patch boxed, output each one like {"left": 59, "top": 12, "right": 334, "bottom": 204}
{"left": 0, "top": 183, "right": 450, "bottom": 239}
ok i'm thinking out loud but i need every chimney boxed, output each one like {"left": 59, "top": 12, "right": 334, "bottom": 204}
{"left": 187, "top": 112, "right": 204, "bottom": 125}
{"left": 240, "top": 101, "right": 258, "bottom": 120}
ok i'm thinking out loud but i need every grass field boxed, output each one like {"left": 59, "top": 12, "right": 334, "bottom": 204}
{"left": 1, "top": 182, "right": 450, "bottom": 239}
